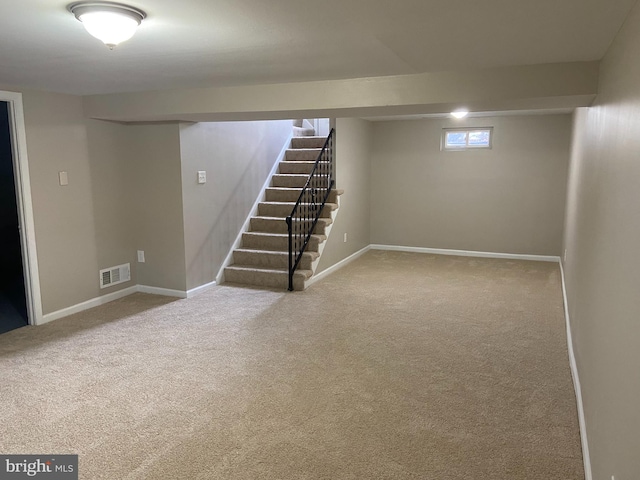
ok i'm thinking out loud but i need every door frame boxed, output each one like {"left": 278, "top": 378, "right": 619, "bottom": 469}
{"left": 1, "top": 90, "right": 43, "bottom": 325}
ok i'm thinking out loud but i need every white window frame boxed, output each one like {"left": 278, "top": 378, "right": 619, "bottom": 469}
{"left": 441, "top": 127, "right": 493, "bottom": 151}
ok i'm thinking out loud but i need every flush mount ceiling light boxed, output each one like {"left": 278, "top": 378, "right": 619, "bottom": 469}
{"left": 451, "top": 110, "right": 469, "bottom": 119}
{"left": 69, "top": 1, "right": 146, "bottom": 49}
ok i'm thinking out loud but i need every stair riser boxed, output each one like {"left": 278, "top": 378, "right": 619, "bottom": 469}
{"left": 258, "top": 203, "right": 332, "bottom": 218}
{"left": 291, "top": 137, "right": 327, "bottom": 149}
{"left": 233, "top": 251, "right": 314, "bottom": 270}
{"left": 265, "top": 188, "right": 341, "bottom": 203}
{"left": 279, "top": 162, "right": 330, "bottom": 175}
{"left": 242, "top": 234, "right": 321, "bottom": 252}
{"left": 292, "top": 127, "right": 315, "bottom": 138}
{"left": 224, "top": 268, "right": 305, "bottom": 291}
{"left": 272, "top": 175, "right": 332, "bottom": 188}
{"left": 250, "top": 218, "right": 328, "bottom": 235}
{"left": 272, "top": 175, "right": 311, "bottom": 188}
{"left": 285, "top": 149, "right": 323, "bottom": 161}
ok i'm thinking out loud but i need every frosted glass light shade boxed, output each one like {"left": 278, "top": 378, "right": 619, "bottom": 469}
{"left": 69, "top": 2, "right": 146, "bottom": 48}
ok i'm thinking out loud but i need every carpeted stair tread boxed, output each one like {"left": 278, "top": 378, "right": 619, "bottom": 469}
{"left": 258, "top": 202, "right": 337, "bottom": 217}
{"left": 285, "top": 149, "right": 323, "bottom": 161}
{"left": 291, "top": 136, "right": 328, "bottom": 148}
{"left": 265, "top": 187, "right": 343, "bottom": 203}
{"left": 234, "top": 248, "right": 319, "bottom": 259}
{"left": 272, "top": 176, "right": 330, "bottom": 189}
{"left": 259, "top": 201, "right": 337, "bottom": 209}
{"left": 278, "top": 161, "right": 330, "bottom": 174}
{"left": 250, "top": 216, "right": 332, "bottom": 235}
{"left": 242, "top": 231, "right": 327, "bottom": 241}
{"left": 226, "top": 264, "right": 312, "bottom": 277}
{"left": 292, "top": 126, "right": 315, "bottom": 137}
{"left": 224, "top": 264, "right": 311, "bottom": 290}
{"left": 233, "top": 249, "right": 318, "bottom": 270}
{"left": 241, "top": 232, "right": 326, "bottom": 252}
{"left": 252, "top": 215, "right": 333, "bottom": 223}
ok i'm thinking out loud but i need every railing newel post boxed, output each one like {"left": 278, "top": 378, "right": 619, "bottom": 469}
{"left": 286, "top": 215, "right": 293, "bottom": 291}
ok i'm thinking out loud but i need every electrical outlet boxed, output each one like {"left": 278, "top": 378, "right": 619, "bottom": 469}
{"left": 137, "top": 250, "right": 145, "bottom": 263}
{"left": 198, "top": 171, "right": 207, "bottom": 184}
{"left": 343, "top": 233, "right": 348, "bottom": 243}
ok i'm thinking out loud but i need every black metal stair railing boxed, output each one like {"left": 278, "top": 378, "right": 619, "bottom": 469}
{"left": 286, "top": 128, "right": 335, "bottom": 291}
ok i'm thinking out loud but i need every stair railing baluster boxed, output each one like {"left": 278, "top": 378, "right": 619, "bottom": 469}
{"left": 287, "top": 128, "right": 335, "bottom": 291}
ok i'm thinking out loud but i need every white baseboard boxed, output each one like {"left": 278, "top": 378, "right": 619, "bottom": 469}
{"left": 306, "top": 245, "right": 371, "bottom": 288}
{"left": 186, "top": 281, "right": 216, "bottom": 298}
{"left": 40, "top": 283, "right": 197, "bottom": 324}
{"left": 307, "top": 244, "right": 560, "bottom": 288}
{"left": 137, "top": 285, "right": 187, "bottom": 298}
{"left": 40, "top": 285, "right": 138, "bottom": 325}
{"left": 559, "top": 261, "right": 592, "bottom": 480}
{"left": 370, "top": 244, "right": 560, "bottom": 263}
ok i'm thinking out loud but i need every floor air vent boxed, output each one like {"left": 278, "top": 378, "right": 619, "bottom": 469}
{"left": 100, "top": 263, "right": 131, "bottom": 289}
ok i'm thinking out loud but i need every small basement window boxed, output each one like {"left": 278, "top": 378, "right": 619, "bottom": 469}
{"left": 442, "top": 128, "right": 493, "bottom": 151}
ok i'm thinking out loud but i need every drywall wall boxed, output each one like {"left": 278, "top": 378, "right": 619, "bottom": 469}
{"left": 83, "top": 62, "right": 598, "bottom": 123}
{"left": 85, "top": 119, "right": 138, "bottom": 285}
{"left": 316, "top": 118, "right": 372, "bottom": 273}
{"left": 75, "top": 119, "right": 186, "bottom": 295}
{"left": 128, "top": 123, "right": 186, "bottom": 291}
{"left": 20, "top": 90, "right": 103, "bottom": 314}
{"left": 179, "top": 120, "right": 292, "bottom": 290}
{"left": 563, "top": 2, "right": 640, "bottom": 478}
{"left": 370, "top": 115, "right": 571, "bottom": 256}
{"left": 2, "top": 88, "right": 188, "bottom": 317}
{"left": 4, "top": 89, "right": 186, "bottom": 316}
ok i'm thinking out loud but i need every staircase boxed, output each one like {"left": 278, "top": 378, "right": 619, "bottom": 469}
{"left": 224, "top": 126, "right": 341, "bottom": 291}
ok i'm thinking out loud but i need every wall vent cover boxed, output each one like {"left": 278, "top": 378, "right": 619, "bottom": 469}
{"left": 99, "top": 263, "right": 131, "bottom": 289}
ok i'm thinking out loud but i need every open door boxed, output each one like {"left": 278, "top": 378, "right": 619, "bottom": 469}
{"left": 0, "top": 91, "right": 43, "bottom": 329}
{"left": 0, "top": 101, "right": 28, "bottom": 333}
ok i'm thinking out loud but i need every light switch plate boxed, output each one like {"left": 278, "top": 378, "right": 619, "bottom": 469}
{"left": 198, "top": 171, "right": 206, "bottom": 184}
{"left": 59, "top": 171, "right": 68, "bottom": 186}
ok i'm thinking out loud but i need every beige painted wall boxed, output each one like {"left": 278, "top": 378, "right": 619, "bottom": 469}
{"left": 19, "top": 90, "right": 104, "bottom": 314}
{"left": 370, "top": 115, "right": 571, "bottom": 256}
{"left": 85, "top": 120, "right": 186, "bottom": 294}
{"left": 316, "top": 118, "right": 372, "bottom": 273}
{"left": 8, "top": 87, "right": 187, "bottom": 315}
{"left": 3, "top": 87, "right": 318, "bottom": 313}
{"left": 563, "top": 2, "right": 640, "bottom": 477}
{"left": 83, "top": 62, "right": 598, "bottom": 123}
{"left": 85, "top": 120, "right": 138, "bottom": 285}
{"left": 10, "top": 90, "right": 178, "bottom": 315}
{"left": 179, "top": 120, "right": 292, "bottom": 290}
{"left": 128, "top": 124, "right": 186, "bottom": 291}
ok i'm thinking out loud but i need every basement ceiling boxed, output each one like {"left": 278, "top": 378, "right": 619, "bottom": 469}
{"left": 0, "top": 0, "right": 635, "bottom": 96}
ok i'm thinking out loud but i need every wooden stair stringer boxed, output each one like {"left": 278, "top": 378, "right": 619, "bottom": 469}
{"left": 307, "top": 189, "right": 344, "bottom": 286}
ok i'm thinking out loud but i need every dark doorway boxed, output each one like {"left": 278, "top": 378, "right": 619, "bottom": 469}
{"left": 0, "top": 101, "right": 28, "bottom": 334}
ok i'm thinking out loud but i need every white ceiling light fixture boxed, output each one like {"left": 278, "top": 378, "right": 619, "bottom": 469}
{"left": 69, "top": 1, "right": 146, "bottom": 49}
{"left": 451, "top": 110, "right": 469, "bottom": 119}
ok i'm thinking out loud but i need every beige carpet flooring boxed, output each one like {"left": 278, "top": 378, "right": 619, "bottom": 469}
{"left": 0, "top": 251, "right": 584, "bottom": 479}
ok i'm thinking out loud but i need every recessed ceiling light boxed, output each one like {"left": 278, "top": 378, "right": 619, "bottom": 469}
{"left": 451, "top": 110, "right": 469, "bottom": 119}
{"left": 69, "top": 2, "right": 146, "bottom": 49}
